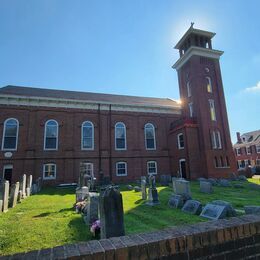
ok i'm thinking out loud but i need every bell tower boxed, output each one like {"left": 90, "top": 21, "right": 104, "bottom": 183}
{"left": 172, "top": 24, "right": 236, "bottom": 178}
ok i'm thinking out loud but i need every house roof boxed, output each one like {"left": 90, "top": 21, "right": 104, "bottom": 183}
{"left": 233, "top": 130, "right": 260, "bottom": 148}
{"left": 0, "top": 85, "right": 180, "bottom": 109}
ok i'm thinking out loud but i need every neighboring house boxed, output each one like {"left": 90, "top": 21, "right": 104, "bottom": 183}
{"left": 0, "top": 25, "right": 236, "bottom": 185}
{"left": 233, "top": 130, "right": 260, "bottom": 170}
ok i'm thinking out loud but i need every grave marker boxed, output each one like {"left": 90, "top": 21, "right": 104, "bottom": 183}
{"left": 9, "top": 182, "right": 19, "bottom": 208}
{"left": 200, "top": 203, "right": 226, "bottom": 220}
{"left": 100, "top": 186, "right": 125, "bottom": 239}
{"left": 182, "top": 200, "right": 202, "bottom": 215}
{"left": 200, "top": 181, "right": 213, "bottom": 194}
{"left": 3, "top": 181, "right": 10, "bottom": 212}
{"left": 168, "top": 194, "right": 184, "bottom": 209}
{"left": 22, "top": 174, "right": 27, "bottom": 198}
{"left": 83, "top": 192, "right": 99, "bottom": 225}
{"left": 141, "top": 179, "right": 147, "bottom": 200}
{"left": 174, "top": 179, "right": 192, "bottom": 200}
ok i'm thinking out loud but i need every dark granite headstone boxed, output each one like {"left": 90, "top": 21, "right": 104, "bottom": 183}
{"left": 208, "top": 178, "right": 218, "bottom": 186}
{"left": 99, "top": 186, "right": 125, "bottom": 239}
{"left": 244, "top": 206, "right": 260, "bottom": 215}
{"left": 168, "top": 194, "right": 184, "bottom": 209}
{"left": 182, "top": 200, "right": 202, "bottom": 215}
{"left": 200, "top": 204, "right": 227, "bottom": 220}
{"left": 211, "top": 200, "right": 236, "bottom": 217}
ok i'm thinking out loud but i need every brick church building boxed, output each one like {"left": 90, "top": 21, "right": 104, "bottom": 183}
{"left": 0, "top": 26, "right": 236, "bottom": 185}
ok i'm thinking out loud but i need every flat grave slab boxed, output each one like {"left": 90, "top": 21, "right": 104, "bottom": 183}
{"left": 200, "top": 203, "right": 226, "bottom": 220}
{"left": 182, "top": 200, "right": 202, "bottom": 215}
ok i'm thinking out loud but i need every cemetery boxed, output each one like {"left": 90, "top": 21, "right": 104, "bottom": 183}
{"left": 0, "top": 174, "right": 260, "bottom": 257}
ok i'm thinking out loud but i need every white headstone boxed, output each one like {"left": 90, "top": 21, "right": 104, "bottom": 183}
{"left": 22, "top": 174, "right": 27, "bottom": 198}
{"left": 9, "top": 182, "right": 19, "bottom": 208}
{"left": 3, "top": 181, "right": 10, "bottom": 212}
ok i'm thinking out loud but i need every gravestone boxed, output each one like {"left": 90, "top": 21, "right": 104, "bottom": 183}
{"left": 0, "top": 200, "right": 2, "bottom": 214}
{"left": 182, "top": 200, "right": 202, "bottom": 215}
{"left": 3, "top": 181, "right": 10, "bottom": 212}
{"left": 22, "top": 174, "right": 27, "bottom": 198}
{"left": 36, "top": 177, "right": 42, "bottom": 192}
{"left": 211, "top": 200, "right": 236, "bottom": 217}
{"left": 99, "top": 186, "right": 125, "bottom": 239}
{"left": 174, "top": 179, "right": 192, "bottom": 200}
{"left": 200, "top": 203, "right": 227, "bottom": 220}
{"left": 27, "top": 175, "right": 33, "bottom": 191}
{"left": 76, "top": 186, "right": 89, "bottom": 203}
{"left": 160, "top": 175, "right": 171, "bottom": 186}
{"left": 9, "top": 182, "right": 19, "bottom": 208}
{"left": 141, "top": 176, "right": 147, "bottom": 182}
{"left": 218, "top": 179, "right": 231, "bottom": 187}
{"left": 83, "top": 192, "right": 99, "bottom": 225}
{"left": 146, "top": 174, "right": 159, "bottom": 206}
{"left": 31, "top": 184, "right": 38, "bottom": 194}
{"left": 200, "top": 181, "right": 213, "bottom": 194}
{"left": 244, "top": 206, "right": 260, "bottom": 215}
{"left": 141, "top": 179, "right": 147, "bottom": 200}
{"left": 26, "top": 187, "right": 31, "bottom": 197}
{"left": 17, "top": 190, "right": 22, "bottom": 203}
{"left": 168, "top": 194, "right": 184, "bottom": 209}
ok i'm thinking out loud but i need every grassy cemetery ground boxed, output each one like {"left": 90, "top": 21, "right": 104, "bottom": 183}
{"left": 0, "top": 178, "right": 260, "bottom": 256}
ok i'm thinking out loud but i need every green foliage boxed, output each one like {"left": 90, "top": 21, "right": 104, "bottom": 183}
{"left": 0, "top": 179, "right": 259, "bottom": 256}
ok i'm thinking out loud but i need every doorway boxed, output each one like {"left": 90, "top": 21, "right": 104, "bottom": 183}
{"left": 179, "top": 159, "right": 186, "bottom": 179}
{"left": 3, "top": 165, "right": 13, "bottom": 183}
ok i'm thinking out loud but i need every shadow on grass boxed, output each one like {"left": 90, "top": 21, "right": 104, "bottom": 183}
{"left": 37, "top": 187, "right": 76, "bottom": 196}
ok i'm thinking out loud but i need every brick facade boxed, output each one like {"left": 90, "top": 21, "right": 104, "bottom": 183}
{"left": 0, "top": 26, "right": 237, "bottom": 185}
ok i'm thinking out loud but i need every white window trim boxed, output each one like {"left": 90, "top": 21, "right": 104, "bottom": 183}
{"left": 216, "top": 131, "right": 222, "bottom": 149}
{"left": 3, "top": 164, "right": 13, "bottom": 179}
{"left": 236, "top": 148, "right": 241, "bottom": 156}
{"left": 246, "top": 146, "right": 251, "bottom": 155}
{"left": 115, "top": 122, "right": 127, "bottom": 151}
{"left": 81, "top": 162, "right": 94, "bottom": 177}
{"left": 144, "top": 123, "right": 156, "bottom": 150}
{"left": 81, "top": 121, "right": 94, "bottom": 150}
{"left": 116, "top": 162, "right": 127, "bottom": 176}
{"left": 147, "top": 161, "right": 157, "bottom": 175}
{"left": 1, "top": 118, "right": 19, "bottom": 151}
{"left": 44, "top": 119, "right": 59, "bottom": 151}
{"left": 206, "top": 76, "right": 212, "bottom": 93}
{"left": 177, "top": 133, "right": 184, "bottom": 149}
{"left": 237, "top": 160, "right": 243, "bottom": 169}
{"left": 187, "top": 81, "right": 191, "bottom": 97}
{"left": 43, "top": 163, "right": 56, "bottom": 180}
{"left": 179, "top": 159, "right": 186, "bottom": 178}
{"left": 209, "top": 99, "right": 216, "bottom": 121}
{"left": 188, "top": 102, "right": 193, "bottom": 118}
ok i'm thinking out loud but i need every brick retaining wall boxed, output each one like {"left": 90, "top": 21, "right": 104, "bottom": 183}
{"left": 2, "top": 215, "right": 260, "bottom": 259}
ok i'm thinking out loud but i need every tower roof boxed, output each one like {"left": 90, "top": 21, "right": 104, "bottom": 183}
{"left": 174, "top": 25, "right": 215, "bottom": 49}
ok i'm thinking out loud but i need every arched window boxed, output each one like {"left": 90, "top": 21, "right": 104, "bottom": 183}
{"left": 209, "top": 99, "right": 216, "bottom": 121}
{"left": 144, "top": 123, "right": 156, "bottom": 150}
{"left": 44, "top": 120, "right": 58, "bottom": 150}
{"left": 2, "top": 118, "right": 19, "bottom": 150}
{"left": 211, "top": 130, "right": 222, "bottom": 149}
{"left": 115, "top": 122, "right": 126, "bottom": 150}
{"left": 187, "top": 81, "right": 191, "bottom": 97}
{"left": 81, "top": 121, "right": 94, "bottom": 150}
{"left": 206, "top": 77, "right": 212, "bottom": 93}
{"left": 177, "top": 133, "right": 184, "bottom": 149}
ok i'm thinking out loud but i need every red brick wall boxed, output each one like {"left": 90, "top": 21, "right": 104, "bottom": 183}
{"left": 0, "top": 105, "right": 179, "bottom": 184}
{"left": 176, "top": 55, "right": 237, "bottom": 179}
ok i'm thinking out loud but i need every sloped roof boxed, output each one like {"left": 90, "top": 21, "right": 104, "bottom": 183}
{"left": 234, "top": 130, "right": 260, "bottom": 147}
{"left": 0, "top": 85, "right": 180, "bottom": 109}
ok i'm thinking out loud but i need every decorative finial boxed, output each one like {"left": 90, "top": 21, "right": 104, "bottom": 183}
{"left": 191, "top": 22, "right": 194, "bottom": 28}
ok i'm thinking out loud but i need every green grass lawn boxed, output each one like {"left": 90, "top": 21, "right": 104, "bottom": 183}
{"left": 0, "top": 179, "right": 260, "bottom": 256}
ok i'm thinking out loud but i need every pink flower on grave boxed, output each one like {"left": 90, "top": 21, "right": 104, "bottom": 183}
{"left": 90, "top": 220, "right": 101, "bottom": 237}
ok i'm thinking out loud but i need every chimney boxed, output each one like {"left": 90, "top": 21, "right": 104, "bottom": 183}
{"left": 236, "top": 132, "right": 242, "bottom": 143}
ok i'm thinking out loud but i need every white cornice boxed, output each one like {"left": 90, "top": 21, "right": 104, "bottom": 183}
{"left": 172, "top": 46, "right": 224, "bottom": 71}
{"left": 0, "top": 94, "right": 181, "bottom": 115}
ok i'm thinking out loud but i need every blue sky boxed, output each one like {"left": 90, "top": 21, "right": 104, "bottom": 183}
{"left": 0, "top": 0, "right": 259, "bottom": 143}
